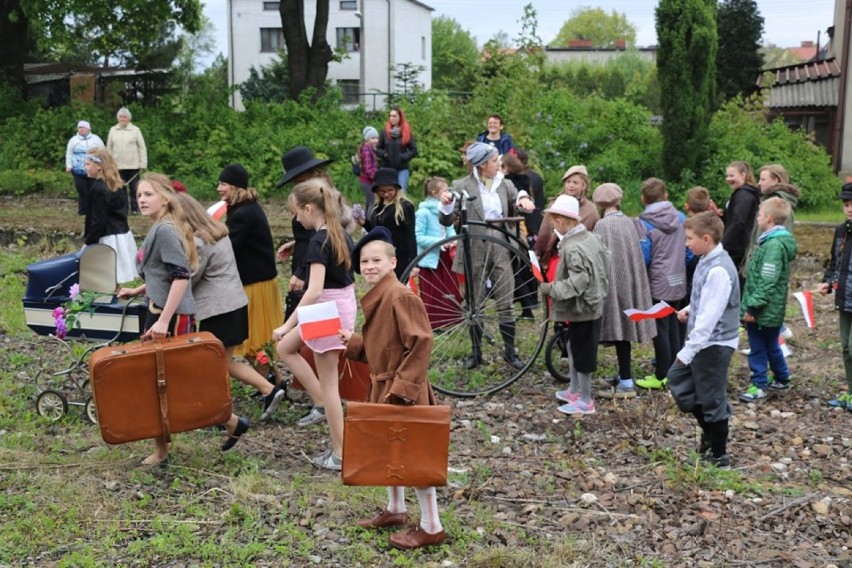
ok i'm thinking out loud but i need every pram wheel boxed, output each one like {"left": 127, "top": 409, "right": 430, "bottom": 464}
{"left": 36, "top": 389, "right": 68, "bottom": 421}
{"left": 84, "top": 396, "right": 98, "bottom": 424}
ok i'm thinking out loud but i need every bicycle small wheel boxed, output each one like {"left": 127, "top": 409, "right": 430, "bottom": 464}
{"left": 401, "top": 233, "right": 548, "bottom": 397}
{"left": 544, "top": 331, "right": 572, "bottom": 383}
{"left": 36, "top": 390, "right": 68, "bottom": 422}
{"left": 85, "top": 396, "right": 98, "bottom": 424}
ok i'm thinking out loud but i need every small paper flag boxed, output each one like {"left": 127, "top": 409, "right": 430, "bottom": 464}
{"left": 207, "top": 200, "right": 227, "bottom": 221}
{"left": 297, "top": 301, "right": 342, "bottom": 340}
{"left": 408, "top": 275, "right": 419, "bottom": 295}
{"left": 529, "top": 250, "right": 543, "bottom": 283}
{"left": 793, "top": 290, "right": 815, "bottom": 329}
{"left": 623, "top": 301, "right": 675, "bottom": 322}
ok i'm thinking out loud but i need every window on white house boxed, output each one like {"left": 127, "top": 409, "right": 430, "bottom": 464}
{"left": 338, "top": 80, "right": 360, "bottom": 104}
{"left": 263, "top": 2, "right": 280, "bottom": 10}
{"left": 260, "top": 28, "right": 284, "bottom": 52}
{"left": 340, "top": 1, "right": 358, "bottom": 9}
{"left": 336, "top": 27, "right": 361, "bottom": 52}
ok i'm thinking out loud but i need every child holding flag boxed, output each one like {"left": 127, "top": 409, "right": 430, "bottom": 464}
{"left": 667, "top": 212, "right": 740, "bottom": 468}
{"left": 818, "top": 182, "right": 852, "bottom": 409}
{"left": 272, "top": 178, "right": 356, "bottom": 470}
{"left": 738, "top": 198, "right": 797, "bottom": 401}
{"left": 538, "top": 195, "right": 610, "bottom": 415}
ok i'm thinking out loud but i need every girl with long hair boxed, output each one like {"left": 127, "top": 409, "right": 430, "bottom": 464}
{"left": 83, "top": 147, "right": 138, "bottom": 284}
{"left": 272, "top": 178, "right": 356, "bottom": 470}
{"left": 721, "top": 160, "right": 761, "bottom": 272}
{"left": 365, "top": 168, "right": 417, "bottom": 279}
{"left": 377, "top": 107, "right": 417, "bottom": 191}
{"left": 118, "top": 172, "right": 199, "bottom": 466}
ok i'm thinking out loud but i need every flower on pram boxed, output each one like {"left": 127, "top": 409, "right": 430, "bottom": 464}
{"left": 52, "top": 284, "right": 99, "bottom": 339}
{"left": 253, "top": 341, "right": 279, "bottom": 385}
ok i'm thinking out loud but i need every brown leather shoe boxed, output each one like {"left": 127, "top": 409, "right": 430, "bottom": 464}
{"left": 388, "top": 527, "right": 446, "bottom": 549}
{"left": 356, "top": 510, "right": 410, "bottom": 529}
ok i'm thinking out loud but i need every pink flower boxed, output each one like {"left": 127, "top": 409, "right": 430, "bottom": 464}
{"left": 54, "top": 316, "right": 67, "bottom": 339}
{"left": 52, "top": 306, "right": 66, "bottom": 319}
{"left": 69, "top": 283, "right": 80, "bottom": 300}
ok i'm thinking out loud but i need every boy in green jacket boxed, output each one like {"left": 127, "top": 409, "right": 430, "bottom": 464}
{"left": 739, "top": 198, "right": 798, "bottom": 402}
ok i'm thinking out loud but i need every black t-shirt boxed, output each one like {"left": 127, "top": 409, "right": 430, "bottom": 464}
{"left": 304, "top": 229, "right": 355, "bottom": 289}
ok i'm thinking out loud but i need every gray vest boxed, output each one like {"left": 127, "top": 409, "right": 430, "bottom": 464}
{"left": 687, "top": 249, "right": 740, "bottom": 341}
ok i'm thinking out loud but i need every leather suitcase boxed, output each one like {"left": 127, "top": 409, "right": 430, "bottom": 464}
{"left": 342, "top": 401, "right": 451, "bottom": 487}
{"left": 292, "top": 346, "right": 371, "bottom": 402}
{"left": 89, "top": 332, "right": 232, "bottom": 444}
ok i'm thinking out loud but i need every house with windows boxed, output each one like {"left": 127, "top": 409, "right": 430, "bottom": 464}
{"left": 226, "top": 0, "right": 433, "bottom": 110}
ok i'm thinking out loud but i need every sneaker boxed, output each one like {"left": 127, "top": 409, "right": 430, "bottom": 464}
{"left": 595, "top": 376, "right": 620, "bottom": 389}
{"left": 312, "top": 449, "right": 342, "bottom": 471}
{"left": 827, "top": 393, "right": 852, "bottom": 409}
{"left": 297, "top": 406, "right": 326, "bottom": 427}
{"left": 766, "top": 379, "right": 790, "bottom": 391}
{"left": 702, "top": 453, "right": 731, "bottom": 470}
{"left": 598, "top": 383, "right": 637, "bottom": 399}
{"left": 780, "top": 326, "right": 794, "bottom": 340}
{"left": 635, "top": 375, "right": 667, "bottom": 390}
{"left": 557, "top": 399, "right": 596, "bottom": 415}
{"left": 738, "top": 385, "right": 767, "bottom": 402}
{"left": 555, "top": 389, "right": 580, "bottom": 403}
{"left": 739, "top": 348, "right": 751, "bottom": 356}
{"left": 261, "top": 383, "right": 286, "bottom": 420}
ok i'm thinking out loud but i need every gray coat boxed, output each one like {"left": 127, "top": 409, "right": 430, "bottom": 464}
{"left": 191, "top": 236, "right": 248, "bottom": 322}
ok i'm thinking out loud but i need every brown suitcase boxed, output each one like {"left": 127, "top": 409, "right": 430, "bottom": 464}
{"left": 292, "top": 346, "right": 371, "bottom": 402}
{"left": 342, "top": 401, "right": 451, "bottom": 487}
{"left": 89, "top": 332, "right": 232, "bottom": 444}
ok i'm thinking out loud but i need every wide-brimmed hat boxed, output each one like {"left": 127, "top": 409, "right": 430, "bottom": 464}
{"left": 543, "top": 194, "right": 581, "bottom": 221}
{"left": 840, "top": 182, "right": 852, "bottom": 201}
{"left": 352, "top": 226, "right": 395, "bottom": 273}
{"left": 275, "top": 146, "right": 333, "bottom": 188}
{"left": 372, "top": 168, "right": 401, "bottom": 192}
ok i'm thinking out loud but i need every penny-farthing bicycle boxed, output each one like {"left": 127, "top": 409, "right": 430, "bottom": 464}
{"left": 400, "top": 189, "right": 548, "bottom": 397}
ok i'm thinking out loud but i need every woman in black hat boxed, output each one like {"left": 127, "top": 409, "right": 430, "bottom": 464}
{"left": 216, "top": 163, "right": 283, "bottom": 370}
{"left": 362, "top": 168, "right": 417, "bottom": 279}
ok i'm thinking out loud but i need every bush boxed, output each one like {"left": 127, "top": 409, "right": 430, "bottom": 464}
{"left": 0, "top": 169, "right": 71, "bottom": 196}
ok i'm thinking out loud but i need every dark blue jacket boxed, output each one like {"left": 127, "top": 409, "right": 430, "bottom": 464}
{"left": 824, "top": 222, "right": 852, "bottom": 312}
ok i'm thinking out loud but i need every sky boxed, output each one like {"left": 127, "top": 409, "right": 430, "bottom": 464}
{"left": 202, "top": 0, "right": 837, "bottom": 63}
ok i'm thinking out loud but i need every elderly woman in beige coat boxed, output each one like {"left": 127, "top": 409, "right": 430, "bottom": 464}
{"left": 107, "top": 107, "right": 148, "bottom": 214}
{"left": 340, "top": 227, "right": 444, "bottom": 551}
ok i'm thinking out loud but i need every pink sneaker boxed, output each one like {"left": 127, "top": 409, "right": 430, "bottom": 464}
{"left": 555, "top": 389, "right": 580, "bottom": 403}
{"left": 557, "top": 399, "right": 595, "bottom": 415}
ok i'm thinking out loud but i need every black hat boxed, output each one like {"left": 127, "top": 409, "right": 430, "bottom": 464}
{"left": 276, "top": 146, "right": 333, "bottom": 188}
{"left": 351, "top": 226, "right": 395, "bottom": 273}
{"left": 840, "top": 182, "right": 852, "bottom": 201}
{"left": 219, "top": 163, "right": 249, "bottom": 189}
{"left": 371, "top": 168, "right": 401, "bottom": 192}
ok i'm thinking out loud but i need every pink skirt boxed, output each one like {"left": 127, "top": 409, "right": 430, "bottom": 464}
{"left": 302, "top": 285, "right": 357, "bottom": 353}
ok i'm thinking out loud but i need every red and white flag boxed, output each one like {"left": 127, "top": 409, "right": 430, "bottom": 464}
{"left": 529, "top": 251, "right": 544, "bottom": 283}
{"left": 408, "top": 275, "right": 419, "bottom": 295}
{"left": 207, "top": 200, "right": 227, "bottom": 221}
{"left": 623, "top": 301, "right": 675, "bottom": 322}
{"left": 297, "top": 301, "right": 341, "bottom": 340}
{"left": 793, "top": 290, "right": 816, "bottom": 329}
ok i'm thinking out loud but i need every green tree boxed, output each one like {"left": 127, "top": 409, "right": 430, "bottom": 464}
{"left": 431, "top": 16, "right": 479, "bottom": 91}
{"left": 656, "top": 0, "right": 718, "bottom": 181}
{"left": 240, "top": 50, "right": 290, "bottom": 104}
{"left": 552, "top": 7, "right": 637, "bottom": 48}
{"left": 716, "top": 0, "right": 764, "bottom": 103}
{"left": 280, "top": 0, "right": 333, "bottom": 101}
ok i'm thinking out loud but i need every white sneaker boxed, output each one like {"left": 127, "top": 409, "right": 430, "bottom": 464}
{"left": 740, "top": 348, "right": 751, "bottom": 355}
{"left": 780, "top": 326, "right": 794, "bottom": 340}
{"left": 297, "top": 406, "right": 326, "bottom": 427}
{"left": 312, "top": 449, "right": 342, "bottom": 471}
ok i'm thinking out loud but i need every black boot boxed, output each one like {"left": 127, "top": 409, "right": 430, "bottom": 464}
{"left": 464, "top": 323, "right": 484, "bottom": 370}
{"left": 500, "top": 322, "right": 524, "bottom": 370}
{"left": 692, "top": 408, "right": 710, "bottom": 455}
{"left": 701, "top": 419, "right": 731, "bottom": 469}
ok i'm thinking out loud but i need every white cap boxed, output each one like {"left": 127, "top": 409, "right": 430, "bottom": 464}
{"left": 77, "top": 120, "right": 91, "bottom": 129}
{"left": 543, "top": 194, "right": 581, "bottom": 220}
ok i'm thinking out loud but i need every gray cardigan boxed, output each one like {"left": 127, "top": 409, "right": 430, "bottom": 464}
{"left": 138, "top": 221, "right": 195, "bottom": 315}
{"left": 191, "top": 236, "right": 248, "bottom": 321}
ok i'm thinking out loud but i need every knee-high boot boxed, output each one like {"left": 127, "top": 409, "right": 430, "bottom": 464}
{"left": 500, "top": 321, "right": 524, "bottom": 370}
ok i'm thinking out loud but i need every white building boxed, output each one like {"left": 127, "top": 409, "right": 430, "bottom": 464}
{"left": 226, "top": 0, "right": 433, "bottom": 111}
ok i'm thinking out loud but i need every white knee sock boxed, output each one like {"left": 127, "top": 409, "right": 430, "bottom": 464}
{"left": 414, "top": 487, "right": 443, "bottom": 534}
{"left": 386, "top": 486, "right": 406, "bottom": 514}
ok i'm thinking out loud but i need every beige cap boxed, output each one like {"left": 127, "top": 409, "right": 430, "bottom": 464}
{"left": 592, "top": 183, "right": 623, "bottom": 207}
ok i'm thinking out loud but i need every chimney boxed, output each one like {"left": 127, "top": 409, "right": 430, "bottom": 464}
{"left": 569, "top": 39, "right": 593, "bottom": 48}
{"left": 614, "top": 39, "right": 626, "bottom": 49}
{"left": 801, "top": 40, "right": 815, "bottom": 47}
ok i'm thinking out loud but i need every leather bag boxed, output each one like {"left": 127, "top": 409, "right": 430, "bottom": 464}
{"left": 342, "top": 401, "right": 450, "bottom": 487}
{"left": 89, "top": 332, "right": 232, "bottom": 444}
{"left": 293, "top": 346, "right": 371, "bottom": 402}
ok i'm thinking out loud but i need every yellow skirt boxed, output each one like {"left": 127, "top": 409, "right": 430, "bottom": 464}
{"left": 234, "top": 277, "right": 283, "bottom": 360}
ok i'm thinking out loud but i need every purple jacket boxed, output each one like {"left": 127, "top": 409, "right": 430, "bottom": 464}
{"left": 637, "top": 201, "right": 687, "bottom": 302}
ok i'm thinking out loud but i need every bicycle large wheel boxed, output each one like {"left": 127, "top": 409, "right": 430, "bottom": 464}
{"left": 401, "top": 233, "right": 548, "bottom": 397}
{"left": 544, "top": 328, "right": 571, "bottom": 383}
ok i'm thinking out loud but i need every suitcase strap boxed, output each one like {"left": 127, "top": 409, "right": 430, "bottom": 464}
{"left": 154, "top": 343, "right": 172, "bottom": 442}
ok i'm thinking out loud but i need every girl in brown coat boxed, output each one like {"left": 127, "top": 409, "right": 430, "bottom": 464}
{"left": 339, "top": 226, "right": 445, "bottom": 550}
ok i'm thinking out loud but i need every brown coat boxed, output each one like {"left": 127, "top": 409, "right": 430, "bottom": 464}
{"left": 345, "top": 272, "right": 437, "bottom": 405}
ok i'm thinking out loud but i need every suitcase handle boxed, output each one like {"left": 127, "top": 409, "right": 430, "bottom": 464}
{"left": 154, "top": 343, "right": 172, "bottom": 442}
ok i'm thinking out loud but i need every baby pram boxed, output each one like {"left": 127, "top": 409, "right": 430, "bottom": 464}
{"left": 22, "top": 244, "right": 146, "bottom": 422}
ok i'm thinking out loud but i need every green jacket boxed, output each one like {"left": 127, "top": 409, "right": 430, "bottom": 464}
{"left": 540, "top": 227, "right": 610, "bottom": 322}
{"left": 740, "top": 227, "right": 797, "bottom": 327}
